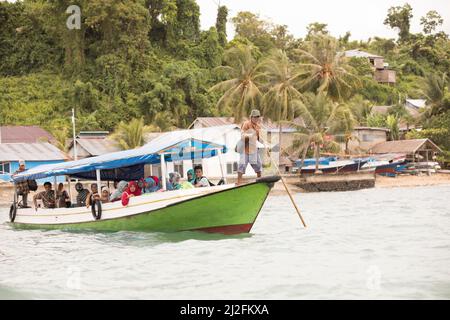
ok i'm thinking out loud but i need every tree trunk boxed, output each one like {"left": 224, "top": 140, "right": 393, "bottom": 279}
{"left": 298, "top": 141, "right": 309, "bottom": 177}
{"left": 278, "top": 123, "right": 283, "bottom": 169}
{"left": 315, "top": 143, "right": 320, "bottom": 173}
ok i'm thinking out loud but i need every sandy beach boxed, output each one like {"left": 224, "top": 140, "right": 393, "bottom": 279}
{"left": 270, "top": 173, "right": 450, "bottom": 195}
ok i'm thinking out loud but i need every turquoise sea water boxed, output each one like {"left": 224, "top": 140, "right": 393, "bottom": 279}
{"left": 0, "top": 185, "right": 449, "bottom": 299}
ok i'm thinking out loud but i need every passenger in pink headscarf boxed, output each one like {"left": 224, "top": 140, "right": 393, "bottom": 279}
{"left": 121, "top": 181, "right": 142, "bottom": 206}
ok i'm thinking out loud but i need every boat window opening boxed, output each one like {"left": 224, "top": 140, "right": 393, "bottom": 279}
{"left": 174, "top": 162, "right": 184, "bottom": 178}
{"left": 227, "top": 162, "right": 238, "bottom": 175}
{"left": 0, "top": 162, "right": 11, "bottom": 174}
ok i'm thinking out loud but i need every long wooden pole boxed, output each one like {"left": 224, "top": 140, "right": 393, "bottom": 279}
{"left": 271, "top": 156, "right": 307, "bottom": 228}
{"left": 262, "top": 138, "right": 307, "bottom": 228}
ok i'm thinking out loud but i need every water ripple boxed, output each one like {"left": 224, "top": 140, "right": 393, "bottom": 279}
{"left": 0, "top": 185, "right": 449, "bottom": 299}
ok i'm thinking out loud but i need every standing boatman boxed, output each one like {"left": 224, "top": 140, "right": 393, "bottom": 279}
{"left": 237, "top": 109, "right": 263, "bottom": 185}
{"left": 13, "top": 160, "right": 31, "bottom": 208}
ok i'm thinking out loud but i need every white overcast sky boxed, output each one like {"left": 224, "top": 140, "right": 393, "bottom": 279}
{"left": 197, "top": 0, "right": 450, "bottom": 40}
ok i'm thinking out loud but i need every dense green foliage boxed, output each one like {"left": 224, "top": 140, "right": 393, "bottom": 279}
{"left": 0, "top": 1, "right": 449, "bottom": 156}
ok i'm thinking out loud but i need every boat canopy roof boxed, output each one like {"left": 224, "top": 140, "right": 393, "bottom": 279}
{"left": 13, "top": 125, "right": 235, "bottom": 182}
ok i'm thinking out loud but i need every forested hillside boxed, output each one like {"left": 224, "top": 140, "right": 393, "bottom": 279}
{"left": 0, "top": 1, "right": 449, "bottom": 158}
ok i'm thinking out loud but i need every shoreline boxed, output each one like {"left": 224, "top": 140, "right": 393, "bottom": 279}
{"left": 270, "top": 173, "right": 450, "bottom": 195}
{"left": 1, "top": 174, "right": 449, "bottom": 207}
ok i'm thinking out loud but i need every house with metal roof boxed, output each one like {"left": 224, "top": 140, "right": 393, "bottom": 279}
{"left": 189, "top": 117, "right": 303, "bottom": 154}
{"left": 0, "top": 126, "right": 56, "bottom": 144}
{"left": 345, "top": 49, "right": 396, "bottom": 84}
{"left": 342, "top": 127, "right": 390, "bottom": 153}
{"left": 0, "top": 143, "right": 67, "bottom": 183}
{"left": 67, "top": 131, "right": 122, "bottom": 160}
{"left": 405, "top": 99, "right": 427, "bottom": 109}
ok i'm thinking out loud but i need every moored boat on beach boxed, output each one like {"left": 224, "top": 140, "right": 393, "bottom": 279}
{"left": 297, "top": 159, "right": 368, "bottom": 174}
{"left": 362, "top": 154, "right": 407, "bottom": 175}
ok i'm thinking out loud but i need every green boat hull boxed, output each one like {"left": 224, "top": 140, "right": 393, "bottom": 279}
{"left": 13, "top": 178, "right": 278, "bottom": 234}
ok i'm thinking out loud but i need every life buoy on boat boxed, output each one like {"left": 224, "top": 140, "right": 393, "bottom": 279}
{"left": 9, "top": 203, "right": 17, "bottom": 222}
{"left": 91, "top": 200, "right": 102, "bottom": 220}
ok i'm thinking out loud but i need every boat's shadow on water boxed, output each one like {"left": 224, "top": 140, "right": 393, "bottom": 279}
{"left": 74, "top": 229, "right": 253, "bottom": 245}
{"left": 6, "top": 223, "right": 253, "bottom": 245}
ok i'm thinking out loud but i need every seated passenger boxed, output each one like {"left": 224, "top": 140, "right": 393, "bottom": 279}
{"left": 193, "top": 165, "right": 212, "bottom": 188}
{"left": 86, "top": 183, "right": 101, "bottom": 208}
{"left": 168, "top": 172, "right": 182, "bottom": 190}
{"left": 143, "top": 177, "right": 159, "bottom": 193}
{"left": 150, "top": 176, "right": 160, "bottom": 188}
{"left": 33, "top": 182, "right": 56, "bottom": 209}
{"left": 137, "top": 178, "right": 146, "bottom": 191}
{"left": 56, "top": 183, "right": 71, "bottom": 208}
{"left": 110, "top": 181, "right": 128, "bottom": 202}
{"left": 180, "top": 181, "right": 195, "bottom": 190}
{"left": 101, "top": 186, "right": 110, "bottom": 203}
{"left": 186, "top": 169, "right": 195, "bottom": 185}
{"left": 75, "top": 183, "right": 90, "bottom": 207}
{"left": 121, "top": 181, "right": 141, "bottom": 206}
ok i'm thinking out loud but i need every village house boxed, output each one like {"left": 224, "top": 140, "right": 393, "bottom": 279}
{"left": 67, "top": 131, "right": 122, "bottom": 160}
{"left": 343, "top": 127, "right": 389, "bottom": 153}
{"left": 370, "top": 139, "right": 442, "bottom": 163}
{"left": 345, "top": 49, "right": 396, "bottom": 85}
{"left": 0, "top": 126, "right": 67, "bottom": 183}
{"left": 371, "top": 99, "right": 428, "bottom": 134}
{"left": 0, "top": 142, "right": 67, "bottom": 183}
{"left": 405, "top": 99, "right": 427, "bottom": 110}
{"left": 0, "top": 126, "right": 56, "bottom": 144}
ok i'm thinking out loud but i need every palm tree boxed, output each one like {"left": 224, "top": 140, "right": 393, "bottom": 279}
{"left": 349, "top": 95, "right": 374, "bottom": 126}
{"left": 209, "top": 45, "right": 264, "bottom": 122}
{"left": 388, "top": 103, "right": 415, "bottom": 131}
{"left": 111, "top": 117, "right": 151, "bottom": 150}
{"left": 422, "top": 72, "right": 448, "bottom": 116}
{"left": 259, "top": 49, "right": 304, "bottom": 162}
{"left": 148, "top": 112, "right": 177, "bottom": 133}
{"left": 335, "top": 107, "right": 358, "bottom": 154}
{"left": 386, "top": 114, "right": 400, "bottom": 141}
{"left": 296, "top": 35, "right": 360, "bottom": 100}
{"left": 261, "top": 50, "right": 304, "bottom": 120}
{"left": 290, "top": 92, "right": 349, "bottom": 172}
{"left": 261, "top": 51, "right": 303, "bottom": 120}
{"left": 51, "top": 127, "right": 70, "bottom": 152}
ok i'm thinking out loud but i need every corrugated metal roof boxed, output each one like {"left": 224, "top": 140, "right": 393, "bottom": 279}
{"left": 189, "top": 117, "right": 236, "bottom": 128}
{"left": 354, "top": 127, "right": 390, "bottom": 132}
{"left": 75, "top": 138, "right": 121, "bottom": 157}
{"left": 344, "top": 49, "right": 383, "bottom": 59}
{"left": 0, "top": 126, "right": 55, "bottom": 144}
{"left": 144, "top": 132, "right": 165, "bottom": 143}
{"left": 372, "top": 105, "right": 420, "bottom": 119}
{"left": 189, "top": 117, "right": 304, "bottom": 132}
{"left": 0, "top": 143, "right": 67, "bottom": 161}
{"left": 372, "top": 106, "right": 390, "bottom": 115}
{"left": 406, "top": 99, "right": 427, "bottom": 108}
{"left": 370, "top": 139, "right": 442, "bottom": 154}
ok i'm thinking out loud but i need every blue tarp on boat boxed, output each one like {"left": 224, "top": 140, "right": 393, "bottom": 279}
{"left": 12, "top": 125, "right": 235, "bottom": 182}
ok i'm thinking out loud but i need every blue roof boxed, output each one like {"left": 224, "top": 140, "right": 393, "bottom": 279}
{"left": 12, "top": 126, "right": 235, "bottom": 182}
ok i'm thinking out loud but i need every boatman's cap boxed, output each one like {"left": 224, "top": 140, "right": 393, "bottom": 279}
{"left": 19, "top": 160, "right": 25, "bottom": 166}
{"left": 250, "top": 109, "right": 261, "bottom": 118}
